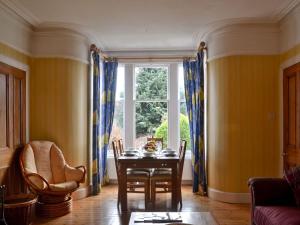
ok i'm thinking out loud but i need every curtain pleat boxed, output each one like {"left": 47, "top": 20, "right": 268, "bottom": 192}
{"left": 90, "top": 50, "right": 118, "bottom": 194}
{"left": 100, "top": 60, "right": 118, "bottom": 185}
{"left": 183, "top": 52, "right": 207, "bottom": 195}
{"left": 91, "top": 51, "right": 101, "bottom": 195}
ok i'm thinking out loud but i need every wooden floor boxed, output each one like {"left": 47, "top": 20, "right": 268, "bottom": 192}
{"left": 34, "top": 185, "right": 250, "bottom": 225}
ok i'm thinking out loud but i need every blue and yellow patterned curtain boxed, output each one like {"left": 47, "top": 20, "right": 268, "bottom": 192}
{"left": 91, "top": 50, "right": 101, "bottom": 195}
{"left": 100, "top": 59, "right": 118, "bottom": 185}
{"left": 91, "top": 48, "right": 118, "bottom": 195}
{"left": 183, "top": 51, "right": 207, "bottom": 195}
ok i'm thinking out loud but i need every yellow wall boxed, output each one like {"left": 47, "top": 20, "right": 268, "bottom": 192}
{"left": 0, "top": 42, "right": 89, "bottom": 185}
{"left": 0, "top": 42, "right": 30, "bottom": 65}
{"left": 208, "top": 55, "right": 280, "bottom": 193}
{"left": 280, "top": 43, "right": 300, "bottom": 64}
{"left": 30, "top": 58, "right": 88, "bottom": 169}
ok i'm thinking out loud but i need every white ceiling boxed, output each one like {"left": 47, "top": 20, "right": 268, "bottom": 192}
{"left": 3, "top": 0, "right": 300, "bottom": 51}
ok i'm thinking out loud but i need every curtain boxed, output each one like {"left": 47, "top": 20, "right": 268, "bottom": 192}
{"left": 183, "top": 51, "right": 207, "bottom": 195}
{"left": 91, "top": 51, "right": 101, "bottom": 195}
{"left": 100, "top": 59, "right": 118, "bottom": 185}
{"left": 91, "top": 50, "right": 118, "bottom": 194}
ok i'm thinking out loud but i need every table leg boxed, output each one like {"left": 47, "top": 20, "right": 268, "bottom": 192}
{"left": 171, "top": 165, "right": 178, "bottom": 210}
{"left": 119, "top": 164, "right": 127, "bottom": 212}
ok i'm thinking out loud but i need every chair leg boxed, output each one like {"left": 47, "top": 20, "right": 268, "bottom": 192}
{"left": 151, "top": 180, "right": 156, "bottom": 209}
{"left": 145, "top": 180, "right": 150, "bottom": 210}
{"left": 179, "top": 188, "right": 182, "bottom": 210}
{"left": 117, "top": 187, "right": 121, "bottom": 209}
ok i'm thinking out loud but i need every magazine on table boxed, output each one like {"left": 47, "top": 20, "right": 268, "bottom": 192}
{"left": 134, "top": 212, "right": 182, "bottom": 223}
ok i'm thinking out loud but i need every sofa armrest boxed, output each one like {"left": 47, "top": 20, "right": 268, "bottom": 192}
{"left": 248, "top": 178, "right": 296, "bottom": 225}
{"left": 65, "top": 165, "right": 86, "bottom": 183}
{"left": 248, "top": 178, "right": 295, "bottom": 207}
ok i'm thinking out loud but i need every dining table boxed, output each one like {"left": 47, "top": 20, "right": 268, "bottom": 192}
{"left": 118, "top": 150, "right": 180, "bottom": 212}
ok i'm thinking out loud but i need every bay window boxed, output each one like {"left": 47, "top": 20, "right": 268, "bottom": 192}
{"left": 110, "top": 63, "right": 190, "bottom": 151}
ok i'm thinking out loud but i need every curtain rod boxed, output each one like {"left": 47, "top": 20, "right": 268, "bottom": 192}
{"left": 114, "top": 56, "right": 196, "bottom": 60}
{"left": 90, "top": 42, "right": 206, "bottom": 61}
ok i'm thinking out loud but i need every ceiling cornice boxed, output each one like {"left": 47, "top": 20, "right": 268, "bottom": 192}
{"left": 1, "top": 0, "right": 299, "bottom": 53}
{"left": 194, "top": 0, "right": 300, "bottom": 46}
{"left": 0, "top": 0, "right": 40, "bottom": 26}
{"left": 271, "top": 0, "right": 300, "bottom": 21}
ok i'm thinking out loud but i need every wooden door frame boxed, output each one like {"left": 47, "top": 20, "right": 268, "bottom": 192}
{"left": 0, "top": 61, "right": 26, "bottom": 194}
{"left": 0, "top": 62, "right": 26, "bottom": 146}
{"left": 283, "top": 62, "right": 300, "bottom": 170}
{"left": 0, "top": 56, "right": 29, "bottom": 142}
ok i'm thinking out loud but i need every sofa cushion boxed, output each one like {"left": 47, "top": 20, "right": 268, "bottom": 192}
{"left": 254, "top": 206, "right": 300, "bottom": 225}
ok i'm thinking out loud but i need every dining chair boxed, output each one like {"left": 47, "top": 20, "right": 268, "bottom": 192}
{"left": 112, "top": 140, "right": 151, "bottom": 209}
{"left": 150, "top": 140, "right": 187, "bottom": 209}
{"left": 118, "top": 139, "right": 152, "bottom": 175}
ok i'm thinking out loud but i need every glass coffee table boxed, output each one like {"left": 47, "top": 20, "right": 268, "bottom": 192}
{"left": 129, "top": 212, "right": 218, "bottom": 225}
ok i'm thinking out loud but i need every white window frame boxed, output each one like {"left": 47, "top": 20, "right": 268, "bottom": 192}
{"left": 133, "top": 64, "right": 170, "bottom": 148}
{"left": 121, "top": 63, "right": 181, "bottom": 150}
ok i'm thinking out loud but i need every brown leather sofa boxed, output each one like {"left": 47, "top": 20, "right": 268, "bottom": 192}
{"left": 248, "top": 178, "right": 300, "bottom": 225}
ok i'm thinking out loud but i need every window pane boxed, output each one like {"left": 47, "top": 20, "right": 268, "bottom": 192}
{"left": 178, "top": 65, "right": 185, "bottom": 100}
{"left": 178, "top": 64, "right": 190, "bottom": 149}
{"left": 110, "top": 65, "right": 124, "bottom": 148}
{"left": 180, "top": 102, "right": 191, "bottom": 150}
{"left": 116, "top": 66, "right": 125, "bottom": 100}
{"left": 135, "top": 67, "right": 168, "bottom": 101}
{"left": 135, "top": 102, "right": 168, "bottom": 148}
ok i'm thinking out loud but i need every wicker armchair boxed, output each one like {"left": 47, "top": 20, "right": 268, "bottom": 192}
{"left": 19, "top": 141, "right": 86, "bottom": 217}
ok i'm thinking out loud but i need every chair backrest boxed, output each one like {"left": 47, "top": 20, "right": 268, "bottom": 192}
{"left": 178, "top": 140, "right": 187, "bottom": 180}
{"left": 118, "top": 139, "right": 124, "bottom": 154}
{"left": 20, "top": 141, "right": 67, "bottom": 184}
{"left": 112, "top": 140, "right": 120, "bottom": 176}
{"left": 147, "top": 136, "right": 163, "bottom": 148}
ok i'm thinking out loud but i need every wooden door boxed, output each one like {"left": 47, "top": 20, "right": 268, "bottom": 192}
{"left": 283, "top": 62, "right": 300, "bottom": 170}
{"left": 0, "top": 62, "right": 26, "bottom": 195}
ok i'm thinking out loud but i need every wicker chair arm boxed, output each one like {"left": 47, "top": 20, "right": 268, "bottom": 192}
{"left": 75, "top": 165, "right": 86, "bottom": 183}
{"left": 25, "top": 173, "right": 50, "bottom": 190}
{"left": 65, "top": 165, "right": 86, "bottom": 183}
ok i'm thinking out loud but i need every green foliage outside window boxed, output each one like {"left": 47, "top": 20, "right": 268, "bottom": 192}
{"left": 135, "top": 67, "right": 168, "bottom": 137}
{"left": 155, "top": 114, "right": 191, "bottom": 149}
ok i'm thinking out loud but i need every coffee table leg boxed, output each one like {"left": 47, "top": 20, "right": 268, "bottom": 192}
{"left": 171, "top": 165, "right": 178, "bottom": 210}
{"left": 119, "top": 164, "right": 127, "bottom": 212}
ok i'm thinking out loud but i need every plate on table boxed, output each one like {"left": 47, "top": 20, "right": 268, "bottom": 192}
{"left": 162, "top": 149, "right": 176, "bottom": 154}
{"left": 122, "top": 152, "right": 137, "bottom": 157}
{"left": 164, "top": 153, "right": 177, "bottom": 157}
{"left": 124, "top": 150, "right": 139, "bottom": 154}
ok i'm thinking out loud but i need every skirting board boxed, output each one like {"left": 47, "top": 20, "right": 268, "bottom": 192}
{"left": 208, "top": 188, "right": 250, "bottom": 204}
{"left": 72, "top": 185, "right": 92, "bottom": 200}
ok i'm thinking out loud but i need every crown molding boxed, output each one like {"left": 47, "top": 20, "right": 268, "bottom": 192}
{"left": 31, "top": 27, "right": 91, "bottom": 63}
{"left": 0, "top": 0, "right": 40, "bottom": 26}
{"left": 35, "top": 22, "right": 103, "bottom": 49}
{"left": 196, "top": 18, "right": 276, "bottom": 44}
{"left": 272, "top": 0, "right": 300, "bottom": 21}
{"left": 194, "top": 0, "right": 300, "bottom": 45}
{"left": 204, "top": 23, "right": 280, "bottom": 60}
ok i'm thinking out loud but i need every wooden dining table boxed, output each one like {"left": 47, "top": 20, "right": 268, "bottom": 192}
{"left": 118, "top": 152, "right": 179, "bottom": 212}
